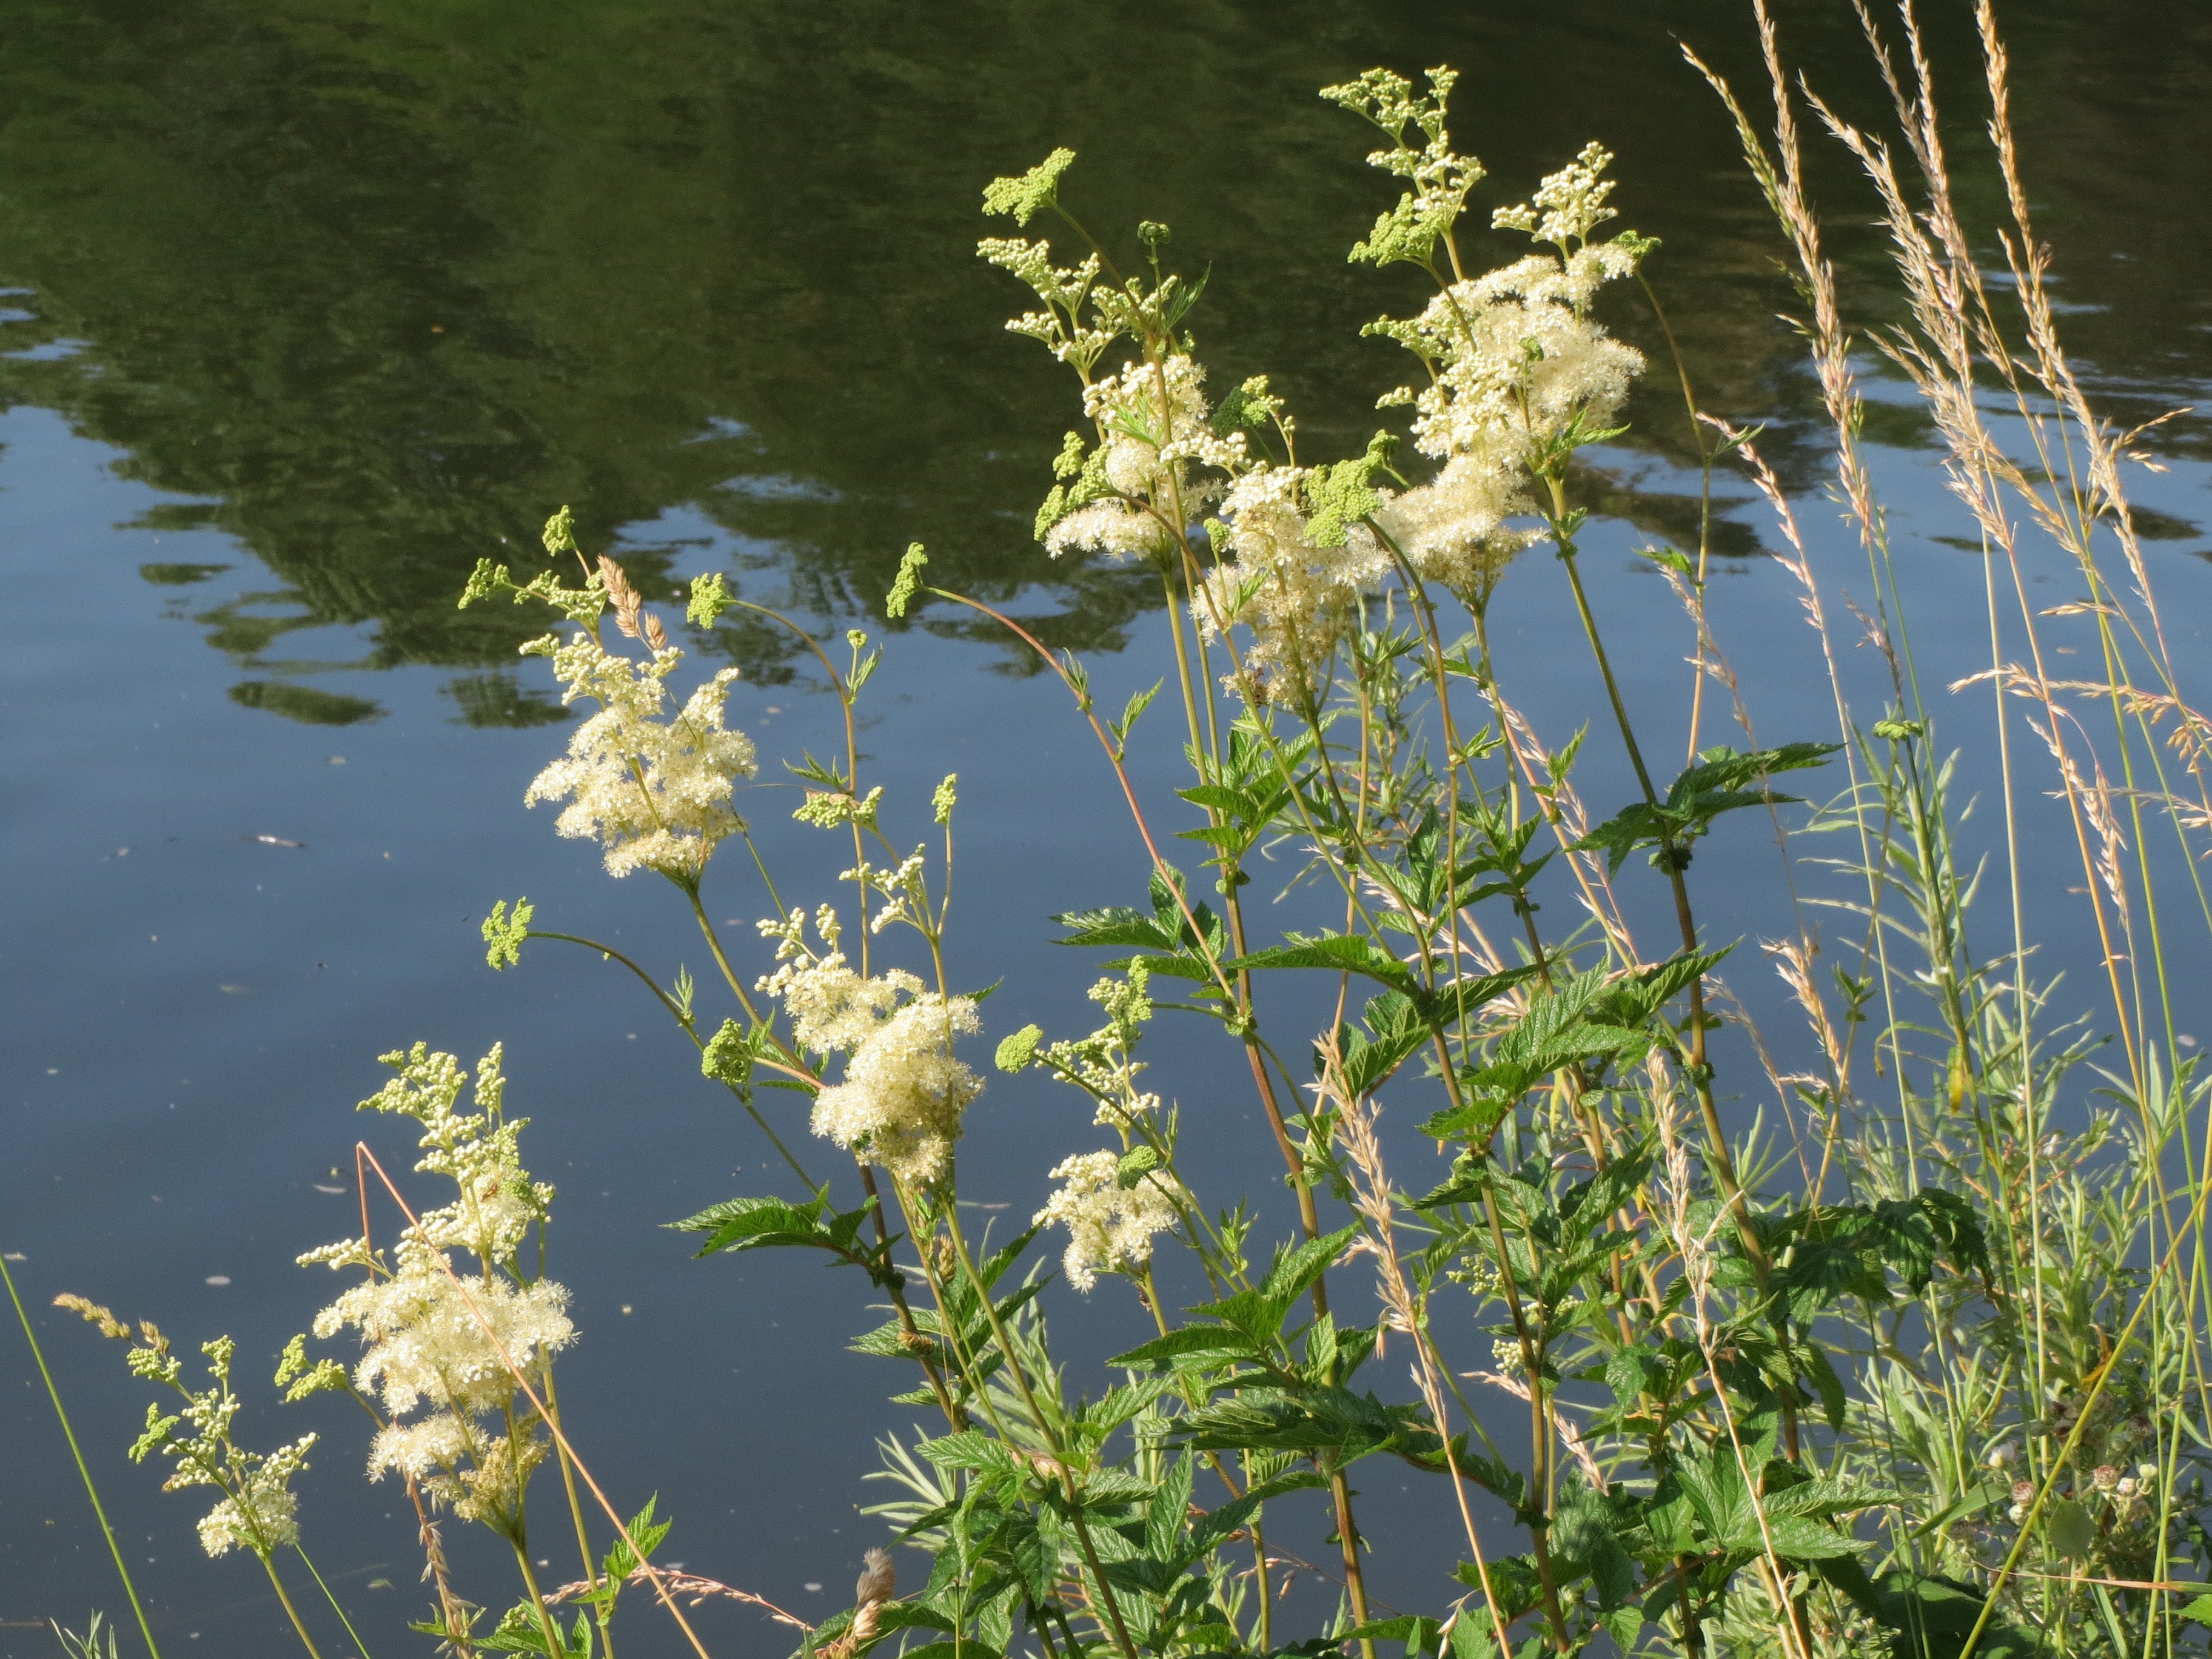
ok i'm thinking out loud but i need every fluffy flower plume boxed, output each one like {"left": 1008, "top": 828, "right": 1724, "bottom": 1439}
{"left": 1045, "top": 356, "right": 1213, "bottom": 563}
{"left": 301, "top": 1045, "right": 573, "bottom": 1529}
{"left": 1346, "top": 106, "right": 1645, "bottom": 602}
{"left": 760, "top": 911, "right": 983, "bottom": 1188}
{"left": 196, "top": 1444, "right": 311, "bottom": 1558}
{"left": 521, "top": 627, "right": 756, "bottom": 882}
{"left": 1373, "top": 247, "right": 1646, "bottom": 467}
{"left": 1196, "top": 463, "right": 1389, "bottom": 706}
{"left": 1370, "top": 455, "right": 1540, "bottom": 602}
{"left": 121, "top": 1326, "right": 318, "bottom": 1561}
{"left": 1492, "top": 141, "right": 1620, "bottom": 247}
{"left": 315, "top": 1271, "right": 574, "bottom": 1423}
{"left": 810, "top": 995, "right": 982, "bottom": 1188}
{"left": 1033, "top": 1151, "right": 1181, "bottom": 1293}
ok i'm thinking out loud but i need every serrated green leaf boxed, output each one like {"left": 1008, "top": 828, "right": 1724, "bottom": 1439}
{"left": 1107, "top": 1326, "right": 1257, "bottom": 1369}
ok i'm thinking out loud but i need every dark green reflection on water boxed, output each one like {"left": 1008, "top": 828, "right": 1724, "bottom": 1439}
{"left": 1, "top": 1, "right": 2207, "bottom": 722}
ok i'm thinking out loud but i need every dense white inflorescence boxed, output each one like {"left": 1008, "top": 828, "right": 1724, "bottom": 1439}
{"left": 1195, "top": 462, "right": 1392, "bottom": 708}
{"left": 1033, "top": 1150, "right": 1181, "bottom": 1293}
{"left": 194, "top": 1439, "right": 313, "bottom": 1558}
{"left": 301, "top": 1044, "right": 574, "bottom": 1527}
{"left": 810, "top": 994, "right": 983, "bottom": 1190}
{"left": 760, "top": 910, "right": 984, "bottom": 1188}
{"left": 1044, "top": 355, "right": 1214, "bottom": 563}
{"left": 521, "top": 628, "right": 757, "bottom": 882}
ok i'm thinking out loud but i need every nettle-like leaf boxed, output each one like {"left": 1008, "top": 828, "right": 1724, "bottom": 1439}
{"left": 1452, "top": 1552, "right": 1549, "bottom": 1621}
{"left": 1228, "top": 931, "right": 1420, "bottom": 994}
{"left": 671, "top": 1189, "right": 880, "bottom": 1262}
{"left": 1766, "top": 1189, "right": 1992, "bottom": 1316}
{"left": 1318, "top": 991, "right": 1430, "bottom": 1100}
{"left": 1175, "top": 729, "right": 1304, "bottom": 866}
{"left": 1172, "top": 1383, "right": 1441, "bottom": 1466}
{"left": 1670, "top": 1441, "right": 1886, "bottom": 1565}
{"left": 1108, "top": 1325, "right": 1258, "bottom": 1370}
{"left": 1578, "top": 742, "right": 1839, "bottom": 873}
{"left": 1594, "top": 945, "right": 1732, "bottom": 1028}
{"left": 592, "top": 1497, "right": 672, "bottom": 1602}
{"left": 1053, "top": 865, "right": 1231, "bottom": 987}
{"left": 1418, "top": 972, "right": 1654, "bottom": 1142}
{"left": 480, "top": 1604, "right": 593, "bottom": 1657}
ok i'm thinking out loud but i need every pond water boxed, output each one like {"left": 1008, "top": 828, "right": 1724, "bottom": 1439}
{"left": 5, "top": 2, "right": 2212, "bottom": 1652}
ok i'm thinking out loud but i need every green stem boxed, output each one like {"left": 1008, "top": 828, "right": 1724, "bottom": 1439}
{"left": 0, "top": 1255, "right": 164, "bottom": 1658}
{"left": 511, "top": 1541, "right": 567, "bottom": 1659}
{"left": 937, "top": 1205, "right": 1141, "bottom": 1659}
{"left": 532, "top": 923, "right": 817, "bottom": 1192}
{"left": 260, "top": 1553, "right": 328, "bottom": 1659}
{"left": 526, "top": 931, "right": 691, "bottom": 1026}
{"left": 293, "top": 1546, "right": 377, "bottom": 1659}
{"left": 1550, "top": 509, "right": 1798, "bottom": 1475}
{"left": 543, "top": 1370, "right": 612, "bottom": 1659}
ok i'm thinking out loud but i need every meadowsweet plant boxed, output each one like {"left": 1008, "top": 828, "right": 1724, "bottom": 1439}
{"left": 45, "top": 12, "right": 2212, "bottom": 1659}
{"left": 53, "top": 1295, "right": 358, "bottom": 1659}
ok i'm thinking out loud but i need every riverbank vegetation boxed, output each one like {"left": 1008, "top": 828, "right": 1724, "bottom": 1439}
{"left": 15, "top": 5, "right": 2212, "bottom": 1657}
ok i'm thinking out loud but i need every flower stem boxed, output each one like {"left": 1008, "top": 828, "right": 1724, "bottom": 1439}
{"left": 260, "top": 1553, "right": 328, "bottom": 1659}
{"left": 543, "top": 1370, "right": 613, "bottom": 1659}
{"left": 0, "top": 1255, "right": 164, "bottom": 1659}
{"left": 293, "top": 1546, "right": 377, "bottom": 1659}
{"left": 511, "top": 1542, "right": 567, "bottom": 1659}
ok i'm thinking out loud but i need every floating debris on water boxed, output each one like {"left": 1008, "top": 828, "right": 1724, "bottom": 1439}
{"left": 246, "top": 834, "right": 305, "bottom": 848}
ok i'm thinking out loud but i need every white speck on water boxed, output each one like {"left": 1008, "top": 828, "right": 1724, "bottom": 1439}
{"left": 805, "top": 1582, "right": 823, "bottom": 1593}
{"left": 204, "top": 1275, "right": 230, "bottom": 1286}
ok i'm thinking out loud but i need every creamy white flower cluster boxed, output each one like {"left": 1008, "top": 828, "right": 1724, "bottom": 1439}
{"left": 1366, "top": 158, "right": 1648, "bottom": 598}
{"left": 315, "top": 1267, "right": 574, "bottom": 1521}
{"left": 1045, "top": 355, "right": 1214, "bottom": 563}
{"left": 759, "top": 910, "right": 983, "bottom": 1188}
{"left": 301, "top": 1045, "right": 574, "bottom": 1527}
{"left": 194, "top": 1435, "right": 315, "bottom": 1558}
{"left": 1492, "top": 141, "right": 1620, "bottom": 249}
{"left": 124, "top": 1329, "right": 318, "bottom": 1560}
{"left": 1033, "top": 1151, "right": 1181, "bottom": 1293}
{"left": 521, "top": 626, "right": 757, "bottom": 882}
{"left": 1195, "top": 461, "right": 1391, "bottom": 707}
